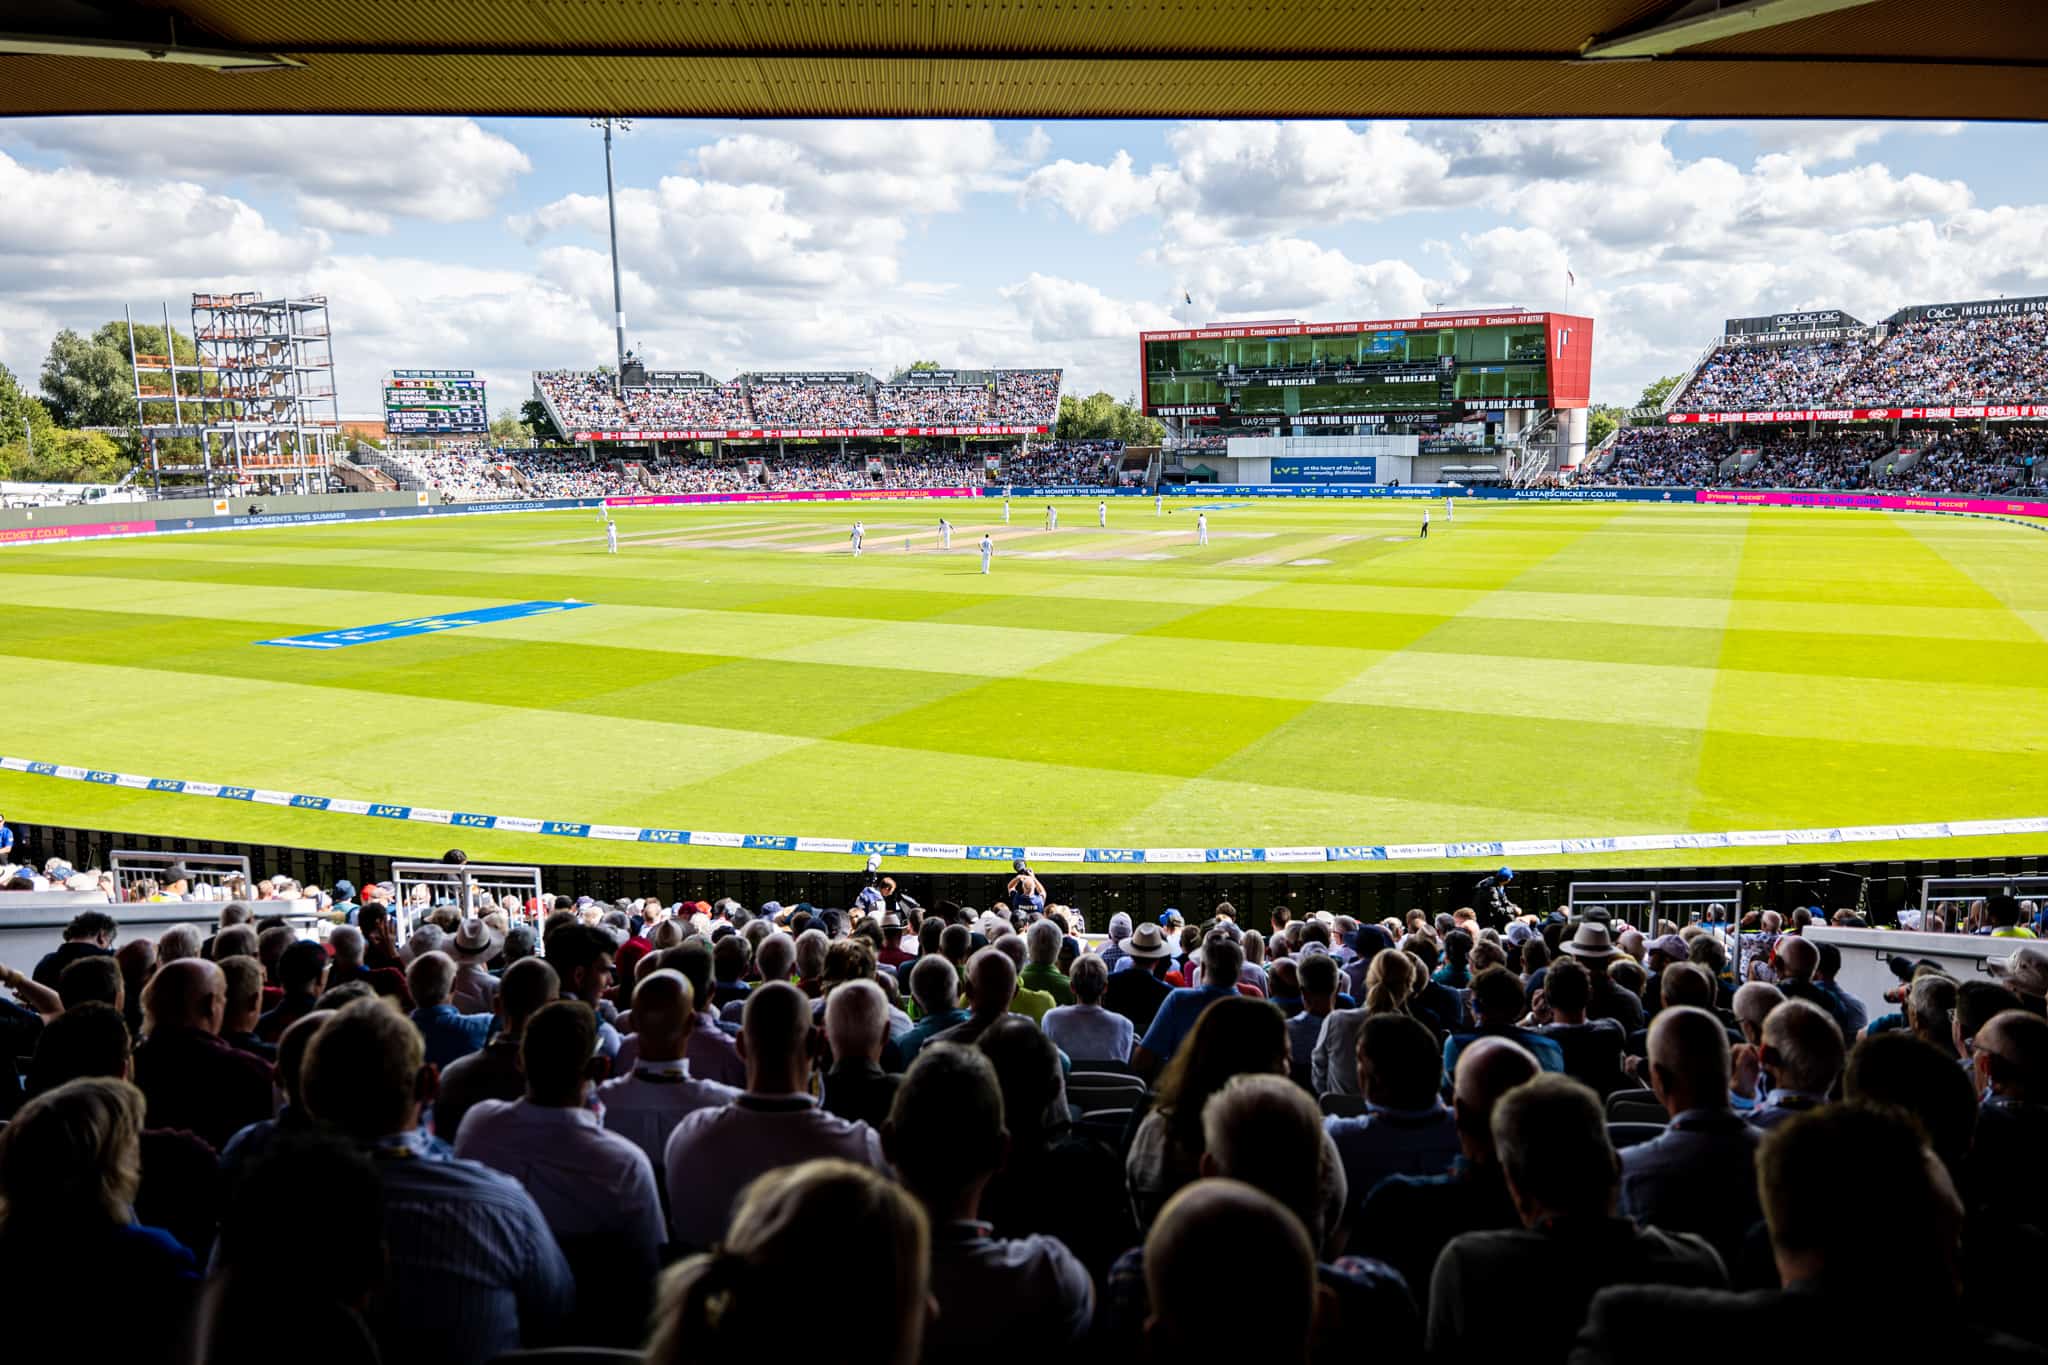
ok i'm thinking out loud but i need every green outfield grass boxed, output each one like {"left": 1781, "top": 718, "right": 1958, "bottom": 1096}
{"left": 2, "top": 495, "right": 2046, "bottom": 874}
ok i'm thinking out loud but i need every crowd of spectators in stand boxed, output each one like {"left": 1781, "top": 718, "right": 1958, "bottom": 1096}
{"left": 385, "top": 443, "right": 519, "bottom": 500}
{"left": 746, "top": 381, "right": 874, "bottom": 428}
{"left": 536, "top": 367, "right": 1064, "bottom": 434}
{"left": 1730, "top": 430, "right": 1895, "bottom": 490}
{"left": 999, "top": 440, "right": 1124, "bottom": 486}
{"left": 1876, "top": 428, "right": 2041, "bottom": 494}
{"left": 1674, "top": 312, "right": 2048, "bottom": 413}
{"left": 1603, "top": 429, "right": 1737, "bottom": 487}
{"left": 1603, "top": 425, "right": 2041, "bottom": 494}
{"left": 875, "top": 385, "right": 988, "bottom": 425}
{"left": 6, "top": 846, "right": 2048, "bottom": 1365}
{"left": 991, "top": 369, "right": 1062, "bottom": 425}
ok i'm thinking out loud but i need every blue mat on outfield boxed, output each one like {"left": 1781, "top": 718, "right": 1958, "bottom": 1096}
{"left": 258, "top": 600, "right": 591, "bottom": 649}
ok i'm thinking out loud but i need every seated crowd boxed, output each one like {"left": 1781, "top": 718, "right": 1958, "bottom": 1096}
{"left": 380, "top": 447, "right": 1004, "bottom": 500}
{"left": 1604, "top": 425, "right": 2041, "bottom": 494}
{"left": 998, "top": 440, "right": 1126, "bottom": 487}
{"left": 4, "top": 870, "right": 2046, "bottom": 1365}
{"left": 535, "top": 368, "right": 1064, "bottom": 435}
{"left": 1676, "top": 312, "right": 2048, "bottom": 412}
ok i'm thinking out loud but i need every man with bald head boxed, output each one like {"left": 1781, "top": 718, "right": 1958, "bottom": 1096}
{"left": 1967, "top": 1009, "right": 2048, "bottom": 1226}
{"left": 1751, "top": 999, "right": 1845, "bottom": 1131}
{"left": 1619, "top": 1004, "right": 1762, "bottom": 1266}
{"left": 1352, "top": 1034, "right": 1539, "bottom": 1292}
{"left": 1146, "top": 1181, "right": 1320, "bottom": 1365}
{"left": 133, "top": 956, "right": 275, "bottom": 1148}
{"left": 1772, "top": 935, "right": 1856, "bottom": 1039}
{"left": 661, "top": 979, "right": 887, "bottom": 1249}
{"left": 596, "top": 967, "right": 736, "bottom": 1174}
{"left": 932, "top": 946, "right": 1020, "bottom": 1051}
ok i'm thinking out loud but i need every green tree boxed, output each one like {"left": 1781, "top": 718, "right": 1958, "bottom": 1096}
{"left": 0, "top": 426, "right": 126, "bottom": 484}
{"left": 1587, "top": 404, "right": 1623, "bottom": 447}
{"left": 1637, "top": 374, "right": 1684, "bottom": 410}
{"left": 1056, "top": 391, "right": 1164, "bottom": 444}
{"left": 0, "top": 362, "right": 52, "bottom": 447}
{"left": 891, "top": 359, "right": 943, "bottom": 379}
{"left": 489, "top": 406, "right": 530, "bottom": 444}
{"left": 521, "top": 398, "right": 564, "bottom": 444}
{"left": 39, "top": 321, "right": 201, "bottom": 431}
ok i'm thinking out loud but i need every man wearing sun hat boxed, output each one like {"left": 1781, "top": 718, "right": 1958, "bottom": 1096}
{"left": 1560, "top": 920, "right": 1646, "bottom": 1034}
{"left": 1104, "top": 921, "right": 1176, "bottom": 1034}
{"left": 450, "top": 917, "right": 504, "bottom": 1015}
{"left": 1992, "top": 944, "right": 2048, "bottom": 1014}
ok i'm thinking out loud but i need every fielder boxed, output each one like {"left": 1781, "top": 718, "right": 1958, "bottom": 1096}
{"left": 1098, "top": 500, "right": 1107, "bottom": 528}
{"left": 1002, "top": 497, "right": 1011, "bottom": 524}
{"left": 606, "top": 519, "right": 618, "bottom": 554}
{"left": 1445, "top": 498, "right": 1455, "bottom": 523}
{"left": 1046, "top": 504, "right": 1058, "bottom": 531}
{"left": 1420, "top": 507, "right": 1430, "bottom": 540}
{"left": 939, "top": 517, "right": 953, "bottom": 550}
{"left": 1155, "top": 491, "right": 1163, "bottom": 516}
{"left": 598, "top": 504, "right": 610, "bottom": 525}
{"left": 979, "top": 532, "right": 994, "bottom": 574}
{"left": 851, "top": 520, "right": 865, "bottom": 557}
{"left": 1196, "top": 511, "right": 1209, "bottom": 546}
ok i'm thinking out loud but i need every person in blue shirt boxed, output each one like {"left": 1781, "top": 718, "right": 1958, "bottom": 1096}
{"left": 0, "top": 814, "right": 13, "bottom": 865}
{"left": 1134, "top": 932, "right": 1246, "bottom": 1078}
{"left": 407, "top": 951, "right": 494, "bottom": 1070}
{"left": 1442, "top": 966, "right": 1566, "bottom": 1085}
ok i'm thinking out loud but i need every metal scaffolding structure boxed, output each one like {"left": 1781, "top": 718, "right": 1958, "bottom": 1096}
{"left": 126, "top": 292, "right": 341, "bottom": 493}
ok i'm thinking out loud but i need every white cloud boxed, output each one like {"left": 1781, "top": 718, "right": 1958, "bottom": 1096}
{"left": 1685, "top": 120, "right": 1966, "bottom": 167}
{"left": 1, "top": 117, "right": 531, "bottom": 233}
{"left": 0, "top": 116, "right": 2039, "bottom": 417}
{"left": 1023, "top": 150, "right": 1173, "bottom": 232}
{"left": 1000, "top": 273, "right": 1176, "bottom": 341}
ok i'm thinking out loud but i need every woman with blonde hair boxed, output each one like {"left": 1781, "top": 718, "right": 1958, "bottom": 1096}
{"left": 646, "top": 1158, "right": 929, "bottom": 1365}
{"left": 0, "top": 1077, "right": 198, "bottom": 1359}
{"left": 1364, "top": 947, "right": 1419, "bottom": 1015}
{"left": 1312, "top": 949, "right": 1420, "bottom": 1098}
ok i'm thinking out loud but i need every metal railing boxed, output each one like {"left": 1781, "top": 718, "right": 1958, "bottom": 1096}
{"left": 1916, "top": 875, "right": 2048, "bottom": 930}
{"left": 389, "top": 860, "right": 546, "bottom": 937}
{"left": 1566, "top": 879, "right": 1745, "bottom": 933}
{"left": 110, "top": 849, "right": 252, "bottom": 901}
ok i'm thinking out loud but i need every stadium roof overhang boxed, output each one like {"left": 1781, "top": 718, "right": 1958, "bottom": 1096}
{"left": 1, "top": 0, "right": 2042, "bottom": 119}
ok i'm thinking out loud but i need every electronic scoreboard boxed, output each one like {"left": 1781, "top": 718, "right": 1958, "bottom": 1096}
{"left": 384, "top": 368, "right": 488, "bottom": 436}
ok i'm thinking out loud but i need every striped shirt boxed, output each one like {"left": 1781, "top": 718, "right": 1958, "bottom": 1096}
{"left": 365, "top": 1128, "right": 575, "bottom": 1365}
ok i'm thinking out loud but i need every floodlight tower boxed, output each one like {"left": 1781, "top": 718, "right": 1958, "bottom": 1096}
{"left": 593, "top": 116, "right": 632, "bottom": 392}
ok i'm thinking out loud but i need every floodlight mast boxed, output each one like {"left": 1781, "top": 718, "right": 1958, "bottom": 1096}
{"left": 594, "top": 117, "right": 632, "bottom": 394}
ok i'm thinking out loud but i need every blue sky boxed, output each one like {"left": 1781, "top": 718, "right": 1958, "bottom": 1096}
{"left": 0, "top": 117, "right": 2040, "bottom": 416}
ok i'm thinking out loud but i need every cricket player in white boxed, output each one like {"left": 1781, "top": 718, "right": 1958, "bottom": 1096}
{"left": 1155, "top": 491, "right": 1163, "bottom": 516}
{"left": 1421, "top": 507, "right": 1431, "bottom": 539}
{"left": 599, "top": 504, "right": 610, "bottom": 525}
{"left": 939, "top": 517, "right": 952, "bottom": 550}
{"left": 1445, "top": 497, "right": 1454, "bottom": 523}
{"left": 1002, "top": 498, "right": 1011, "bottom": 524}
{"left": 1046, "top": 504, "right": 1058, "bottom": 530}
{"left": 1098, "top": 500, "right": 1107, "bottom": 528}
{"left": 979, "top": 533, "right": 993, "bottom": 574}
{"left": 606, "top": 519, "right": 618, "bottom": 554}
{"left": 1196, "top": 511, "right": 1209, "bottom": 546}
{"left": 851, "top": 520, "right": 864, "bottom": 556}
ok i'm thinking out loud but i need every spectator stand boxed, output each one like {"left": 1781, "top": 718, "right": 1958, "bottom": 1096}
{"left": 110, "top": 849, "right": 251, "bottom": 901}
{"left": 1565, "top": 879, "right": 1744, "bottom": 936}
{"left": 390, "top": 859, "right": 545, "bottom": 935}
{"left": 1917, "top": 874, "right": 2048, "bottom": 930}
